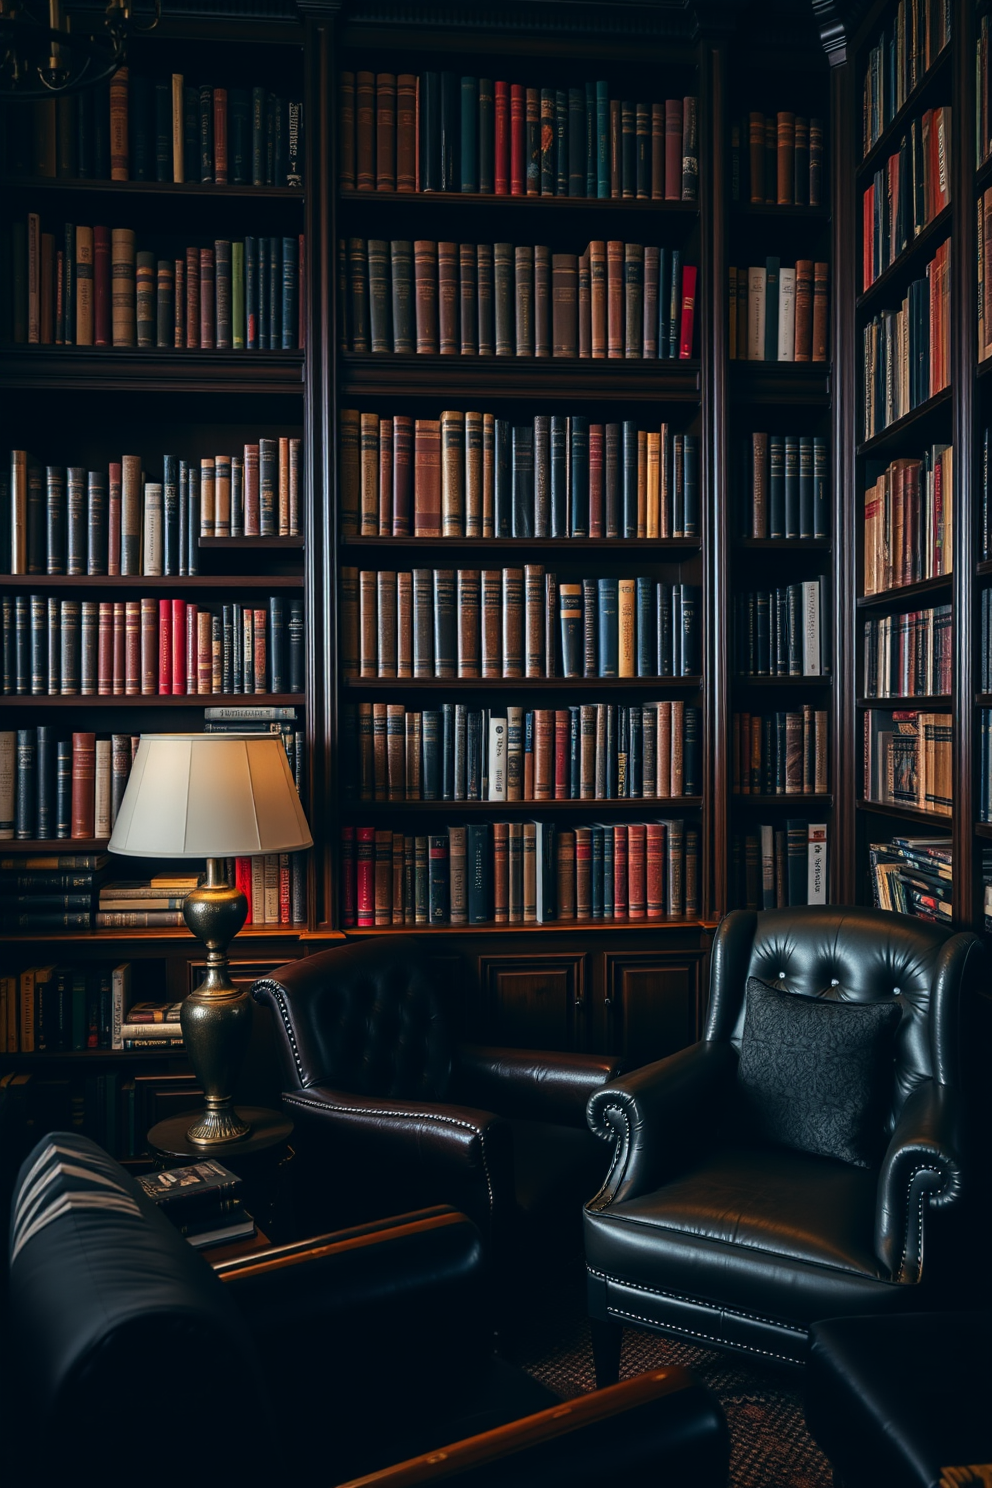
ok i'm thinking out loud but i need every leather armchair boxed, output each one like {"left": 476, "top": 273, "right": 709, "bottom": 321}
{"left": 252, "top": 937, "right": 624, "bottom": 1252}
{"left": 4, "top": 1133, "right": 731, "bottom": 1487}
{"left": 583, "top": 906, "right": 985, "bottom": 1380}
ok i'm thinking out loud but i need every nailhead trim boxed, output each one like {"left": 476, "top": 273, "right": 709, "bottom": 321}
{"left": 587, "top": 1266, "right": 808, "bottom": 1335}
{"left": 898, "top": 1162, "right": 946, "bottom": 1281}
{"left": 605, "top": 1304, "right": 801, "bottom": 1366}
{"left": 252, "top": 979, "right": 306, "bottom": 1083}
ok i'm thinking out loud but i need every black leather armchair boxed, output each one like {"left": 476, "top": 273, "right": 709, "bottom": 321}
{"left": 583, "top": 906, "right": 984, "bottom": 1380}
{"left": 252, "top": 936, "right": 625, "bottom": 1252}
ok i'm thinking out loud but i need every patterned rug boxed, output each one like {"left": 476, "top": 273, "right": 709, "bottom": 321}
{"left": 510, "top": 1276, "right": 833, "bottom": 1488}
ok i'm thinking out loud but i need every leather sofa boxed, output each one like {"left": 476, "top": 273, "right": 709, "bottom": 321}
{"left": 582, "top": 906, "right": 984, "bottom": 1380}
{"left": 252, "top": 936, "right": 625, "bottom": 1251}
{"left": 5, "top": 1132, "right": 731, "bottom": 1486}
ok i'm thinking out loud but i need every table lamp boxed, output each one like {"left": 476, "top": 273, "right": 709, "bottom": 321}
{"left": 108, "top": 733, "right": 312, "bottom": 1147}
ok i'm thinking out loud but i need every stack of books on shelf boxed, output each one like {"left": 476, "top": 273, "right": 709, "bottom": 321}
{"left": 862, "top": 605, "right": 951, "bottom": 698}
{"left": 862, "top": 105, "right": 950, "bottom": 291}
{"left": 2, "top": 733, "right": 135, "bottom": 844}
{"left": 341, "top": 568, "right": 701, "bottom": 680}
{"left": 730, "top": 110, "right": 824, "bottom": 206}
{"left": 863, "top": 708, "right": 952, "bottom": 815}
{"left": 731, "top": 820, "right": 828, "bottom": 909}
{"left": 4, "top": 219, "right": 304, "bottom": 350}
{"left": 868, "top": 836, "right": 951, "bottom": 921}
{"left": 861, "top": 3, "right": 951, "bottom": 157}
{"left": 2, "top": 75, "right": 302, "bottom": 186}
{"left": 340, "top": 412, "right": 699, "bottom": 540}
{"left": 740, "top": 432, "right": 828, "bottom": 540}
{"left": 340, "top": 238, "right": 696, "bottom": 359}
{"left": 728, "top": 259, "right": 828, "bottom": 362}
{"left": 118, "top": 1000, "right": 184, "bottom": 1047}
{"left": 339, "top": 70, "right": 697, "bottom": 200}
{"left": 342, "top": 700, "right": 701, "bottom": 804}
{"left": 96, "top": 875, "right": 200, "bottom": 932}
{"left": 734, "top": 579, "right": 830, "bottom": 676}
{"left": 861, "top": 240, "right": 950, "bottom": 439}
{"left": 731, "top": 707, "right": 828, "bottom": 795}
{"left": 862, "top": 445, "right": 953, "bottom": 593}
{"left": 0, "top": 957, "right": 128, "bottom": 1050}
{"left": 341, "top": 818, "right": 700, "bottom": 926}
{"left": 138, "top": 1160, "right": 255, "bottom": 1250}
{"left": 0, "top": 851, "right": 108, "bottom": 934}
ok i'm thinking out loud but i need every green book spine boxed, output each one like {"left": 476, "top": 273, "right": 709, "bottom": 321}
{"left": 231, "top": 240, "right": 245, "bottom": 349}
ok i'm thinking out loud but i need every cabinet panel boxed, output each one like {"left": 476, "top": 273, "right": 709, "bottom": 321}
{"left": 604, "top": 955, "right": 701, "bottom": 1067}
{"left": 478, "top": 953, "right": 587, "bottom": 1050}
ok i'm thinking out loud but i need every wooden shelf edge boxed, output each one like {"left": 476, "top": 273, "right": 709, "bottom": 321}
{"left": 1, "top": 693, "right": 305, "bottom": 707}
{"left": 0, "top": 574, "right": 304, "bottom": 589}
{"left": 731, "top": 794, "right": 834, "bottom": 806}
{"left": 856, "top": 202, "right": 952, "bottom": 314}
{"left": 856, "top": 385, "right": 952, "bottom": 456}
{"left": 857, "top": 696, "right": 950, "bottom": 707}
{"left": 342, "top": 676, "right": 703, "bottom": 692}
{"left": 339, "top": 537, "right": 701, "bottom": 552}
{"left": 338, "top": 187, "right": 699, "bottom": 212}
{"left": 2, "top": 176, "right": 304, "bottom": 200}
{"left": 856, "top": 799, "right": 952, "bottom": 826}
{"left": 0, "top": 926, "right": 306, "bottom": 942}
{"left": 340, "top": 797, "right": 705, "bottom": 813}
{"left": 857, "top": 574, "right": 952, "bottom": 608}
{"left": 338, "top": 919, "right": 719, "bottom": 936}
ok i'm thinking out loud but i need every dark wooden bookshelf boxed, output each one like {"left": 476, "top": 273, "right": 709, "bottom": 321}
{"left": 856, "top": 385, "right": 952, "bottom": 458}
{"left": 339, "top": 354, "right": 701, "bottom": 402}
{"left": 341, "top": 677, "right": 702, "bottom": 694}
{"left": 342, "top": 797, "right": 704, "bottom": 815}
{"left": 337, "top": 187, "right": 699, "bottom": 213}
{"left": 856, "top": 799, "right": 953, "bottom": 827}
{"left": 735, "top": 538, "right": 831, "bottom": 551}
{"left": 1, "top": 693, "right": 304, "bottom": 708}
{"left": 0, "top": 348, "right": 305, "bottom": 394}
{"left": 856, "top": 695, "right": 951, "bottom": 708}
{"left": 1, "top": 177, "right": 303, "bottom": 201}
{"left": 339, "top": 537, "right": 702, "bottom": 554}
{"left": 856, "top": 575, "right": 953, "bottom": 610}
{"left": 0, "top": 574, "right": 304, "bottom": 590}
{"left": 855, "top": 43, "right": 951, "bottom": 182}
{"left": 855, "top": 201, "right": 953, "bottom": 314}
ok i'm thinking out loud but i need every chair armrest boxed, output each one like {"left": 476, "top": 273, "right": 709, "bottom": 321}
{"left": 585, "top": 1040, "right": 737, "bottom": 1208}
{"left": 875, "top": 1080, "right": 965, "bottom": 1284}
{"left": 338, "top": 1367, "right": 729, "bottom": 1488}
{"left": 451, "top": 1045, "right": 625, "bottom": 1128}
{"left": 281, "top": 1086, "right": 514, "bottom": 1248}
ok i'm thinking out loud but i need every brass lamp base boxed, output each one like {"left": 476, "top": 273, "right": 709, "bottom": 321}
{"left": 179, "top": 857, "right": 254, "bottom": 1146}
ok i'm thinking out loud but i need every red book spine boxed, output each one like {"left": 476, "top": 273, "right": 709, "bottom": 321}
{"left": 613, "top": 823, "right": 629, "bottom": 919}
{"left": 71, "top": 732, "right": 96, "bottom": 839}
{"left": 171, "top": 598, "right": 186, "bottom": 694}
{"left": 235, "top": 855, "right": 253, "bottom": 924}
{"left": 494, "top": 81, "right": 510, "bottom": 195}
{"left": 554, "top": 708, "right": 569, "bottom": 799}
{"left": 186, "top": 246, "right": 200, "bottom": 348}
{"left": 186, "top": 603, "right": 198, "bottom": 695}
{"left": 510, "top": 83, "right": 525, "bottom": 195}
{"left": 97, "top": 601, "right": 113, "bottom": 695}
{"left": 107, "top": 461, "right": 122, "bottom": 576}
{"left": 356, "top": 826, "right": 375, "bottom": 926}
{"left": 253, "top": 606, "right": 267, "bottom": 693}
{"left": 340, "top": 826, "right": 356, "bottom": 927}
{"left": 174, "top": 256, "right": 185, "bottom": 347}
{"left": 93, "top": 226, "right": 111, "bottom": 346}
{"left": 645, "top": 822, "right": 665, "bottom": 919}
{"left": 158, "top": 599, "right": 172, "bottom": 695}
{"left": 589, "top": 423, "right": 604, "bottom": 538}
{"left": 140, "top": 597, "right": 157, "bottom": 695}
{"left": 627, "top": 822, "right": 646, "bottom": 919}
{"left": 199, "top": 248, "right": 215, "bottom": 349}
{"left": 679, "top": 264, "right": 697, "bottom": 359}
{"left": 112, "top": 602, "right": 125, "bottom": 694}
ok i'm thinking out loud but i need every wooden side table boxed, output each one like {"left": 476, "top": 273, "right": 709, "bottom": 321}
{"left": 147, "top": 1106, "right": 295, "bottom": 1240}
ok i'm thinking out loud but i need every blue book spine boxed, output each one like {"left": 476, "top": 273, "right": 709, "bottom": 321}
{"left": 597, "top": 578, "right": 619, "bottom": 677}
{"left": 569, "top": 416, "right": 589, "bottom": 537}
{"left": 281, "top": 236, "right": 298, "bottom": 350}
{"left": 460, "top": 77, "right": 478, "bottom": 191}
{"left": 596, "top": 82, "right": 609, "bottom": 198}
{"left": 569, "top": 706, "right": 580, "bottom": 798}
{"left": 584, "top": 81, "right": 596, "bottom": 195}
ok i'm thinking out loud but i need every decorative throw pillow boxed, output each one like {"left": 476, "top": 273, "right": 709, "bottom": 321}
{"left": 737, "top": 976, "right": 902, "bottom": 1168}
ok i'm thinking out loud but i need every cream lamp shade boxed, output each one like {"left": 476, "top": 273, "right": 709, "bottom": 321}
{"left": 108, "top": 734, "right": 313, "bottom": 858}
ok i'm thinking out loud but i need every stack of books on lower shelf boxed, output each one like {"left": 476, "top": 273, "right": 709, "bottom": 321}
{"left": 137, "top": 1159, "right": 255, "bottom": 1250}
{"left": 868, "top": 837, "right": 951, "bottom": 922}
{"left": 0, "top": 852, "right": 108, "bottom": 932}
{"left": 120, "top": 1001, "right": 184, "bottom": 1050}
{"left": 96, "top": 874, "right": 200, "bottom": 930}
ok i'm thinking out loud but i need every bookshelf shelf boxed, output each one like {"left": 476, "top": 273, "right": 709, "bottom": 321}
{"left": 856, "top": 45, "right": 951, "bottom": 182}
{"left": 341, "top": 919, "right": 717, "bottom": 937}
{"left": 341, "top": 677, "right": 703, "bottom": 694}
{"left": 1, "top": 693, "right": 304, "bottom": 708}
{"left": 734, "top": 675, "right": 832, "bottom": 688}
{"left": 339, "top": 537, "right": 702, "bottom": 555}
{"left": 856, "top": 575, "right": 953, "bottom": 609}
{"left": 0, "top": 574, "right": 304, "bottom": 591}
{"left": 341, "top": 797, "right": 704, "bottom": 815}
{"left": 1, "top": 177, "right": 303, "bottom": 201}
{"left": 337, "top": 187, "right": 699, "bottom": 213}
{"left": 199, "top": 537, "right": 305, "bottom": 550}
{"left": 732, "top": 794, "right": 834, "bottom": 807}
{"left": 339, "top": 354, "right": 701, "bottom": 402}
{"left": 0, "top": 1050, "right": 190, "bottom": 1065}
{"left": 977, "top": 153, "right": 992, "bottom": 192}
{"left": 0, "top": 926, "right": 305, "bottom": 942}
{"left": 0, "top": 349, "right": 305, "bottom": 394}
{"left": 975, "top": 694, "right": 992, "bottom": 707}
{"left": 856, "top": 695, "right": 950, "bottom": 707}
{"left": 1, "top": 839, "right": 108, "bottom": 852}
{"left": 974, "top": 822, "right": 992, "bottom": 839}
{"left": 734, "top": 538, "right": 831, "bottom": 551}
{"left": 856, "top": 799, "right": 952, "bottom": 826}
{"left": 976, "top": 559, "right": 992, "bottom": 578}
{"left": 727, "top": 362, "right": 830, "bottom": 405}
{"left": 856, "top": 201, "right": 952, "bottom": 315}
{"left": 855, "top": 384, "right": 952, "bottom": 458}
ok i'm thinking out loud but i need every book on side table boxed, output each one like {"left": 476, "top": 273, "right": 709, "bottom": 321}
{"left": 137, "top": 1159, "right": 256, "bottom": 1250}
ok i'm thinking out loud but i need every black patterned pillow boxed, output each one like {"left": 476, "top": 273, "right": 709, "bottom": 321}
{"left": 737, "top": 976, "right": 901, "bottom": 1168}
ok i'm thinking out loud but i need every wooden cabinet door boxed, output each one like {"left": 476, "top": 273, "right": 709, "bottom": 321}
{"left": 602, "top": 954, "right": 701, "bottom": 1069}
{"left": 478, "top": 952, "right": 588, "bottom": 1050}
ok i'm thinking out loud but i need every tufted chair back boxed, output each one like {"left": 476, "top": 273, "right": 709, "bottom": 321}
{"left": 252, "top": 936, "right": 454, "bottom": 1100}
{"left": 705, "top": 906, "right": 983, "bottom": 1134}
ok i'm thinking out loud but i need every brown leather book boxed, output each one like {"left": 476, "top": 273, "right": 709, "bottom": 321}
{"left": 625, "top": 243, "right": 644, "bottom": 358}
{"left": 506, "top": 707, "right": 523, "bottom": 803}
{"left": 477, "top": 242, "right": 494, "bottom": 355}
{"left": 456, "top": 569, "right": 481, "bottom": 678}
{"left": 785, "top": 710, "right": 803, "bottom": 792}
{"left": 618, "top": 578, "right": 636, "bottom": 677}
{"left": 812, "top": 261, "right": 829, "bottom": 363}
{"left": 414, "top": 240, "right": 439, "bottom": 353}
{"left": 776, "top": 112, "right": 795, "bottom": 204}
{"left": 522, "top": 822, "right": 537, "bottom": 917}
{"left": 338, "top": 71, "right": 356, "bottom": 187}
{"left": 501, "top": 567, "right": 524, "bottom": 678}
{"left": 578, "top": 248, "right": 591, "bottom": 358}
{"left": 514, "top": 245, "right": 534, "bottom": 356}
{"left": 405, "top": 713, "right": 421, "bottom": 799}
{"left": 534, "top": 243, "right": 551, "bottom": 357}
{"left": 70, "top": 732, "right": 96, "bottom": 839}
{"left": 494, "top": 242, "right": 514, "bottom": 355}
{"left": 664, "top": 99, "right": 682, "bottom": 201}
{"left": 377, "top": 420, "right": 393, "bottom": 537}
{"left": 552, "top": 253, "right": 578, "bottom": 357}
{"left": 97, "top": 601, "right": 113, "bottom": 696}
{"left": 185, "top": 244, "right": 200, "bottom": 348}
{"left": 109, "top": 68, "right": 129, "bottom": 181}
{"left": 613, "top": 822, "right": 629, "bottom": 917}
{"left": 194, "top": 609, "right": 210, "bottom": 694}
{"left": 199, "top": 247, "right": 215, "bottom": 350}
{"left": 340, "top": 567, "right": 359, "bottom": 678}
{"left": 396, "top": 74, "right": 417, "bottom": 191}
{"left": 386, "top": 704, "right": 405, "bottom": 801}
{"left": 413, "top": 418, "right": 442, "bottom": 536}
{"left": 646, "top": 821, "right": 665, "bottom": 918}
{"left": 371, "top": 703, "right": 387, "bottom": 799}
{"left": 412, "top": 568, "right": 434, "bottom": 677}
{"left": 751, "top": 431, "right": 769, "bottom": 538}
{"left": 481, "top": 569, "right": 503, "bottom": 677}
{"left": 173, "top": 254, "right": 185, "bottom": 347}
{"left": 794, "top": 259, "right": 813, "bottom": 362}
{"left": 438, "top": 240, "right": 458, "bottom": 354}
{"left": 440, "top": 409, "right": 465, "bottom": 534}
{"left": 120, "top": 455, "right": 142, "bottom": 578}
{"left": 356, "top": 703, "right": 374, "bottom": 800}
{"left": 493, "top": 821, "right": 509, "bottom": 923}
{"left": 748, "top": 111, "right": 764, "bottom": 202}
{"left": 670, "top": 699, "right": 685, "bottom": 796}
{"left": 392, "top": 415, "right": 413, "bottom": 536}
{"left": 588, "top": 240, "right": 607, "bottom": 358}
{"left": 483, "top": 412, "right": 496, "bottom": 537}
{"left": 579, "top": 705, "right": 596, "bottom": 799}
{"left": 139, "top": 597, "right": 156, "bottom": 696}
{"left": 651, "top": 103, "right": 665, "bottom": 199}
{"left": 358, "top": 412, "right": 379, "bottom": 536}
{"left": 575, "top": 826, "right": 592, "bottom": 919}
{"left": 764, "top": 117, "right": 776, "bottom": 203}
{"left": 524, "top": 563, "right": 545, "bottom": 677}
{"left": 533, "top": 710, "right": 553, "bottom": 800}
{"left": 396, "top": 570, "right": 413, "bottom": 677}
{"left": 110, "top": 228, "right": 136, "bottom": 347}
{"left": 356, "top": 71, "right": 375, "bottom": 190}
{"left": 112, "top": 602, "right": 126, "bottom": 695}
{"left": 449, "top": 825, "right": 468, "bottom": 924}
{"left": 607, "top": 240, "right": 624, "bottom": 358}
{"left": 656, "top": 700, "right": 672, "bottom": 796}
{"left": 465, "top": 410, "right": 484, "bottom": 535}
{"left": 589, "top": 424, "right": 605, "bottom": 538}
{"left": 359, "top": 569, "right": 377, "bottom": 677}
{"left": 376, "top": 570, "right": 397, "bottom": 677}
{"left": 815, "top": 709, "right": 828, "bottom": 793}
{"left": 376, "top": 73, "right": 396, "bottom": 190}
{"left": 556, "top": 830, "right": 576, "bottom": 919}
{"left": 460, "top": 242, "right": 478, "bottom": 354}
{"left": 252, "top": 607, "right": 267, "bottom": 694}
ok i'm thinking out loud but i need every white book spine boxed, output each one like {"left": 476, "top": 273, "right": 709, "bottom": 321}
{"left": 777, "top": 268, "right": 796, "bottom": 361}
{"left": 111, "top": 962, "right": 131, "bottom": 1051}
{"left": 143, "top": 482, "right": 164, "bottom": 576}
{"left": 94, "top": 738, "right": 112, "bottom": 837}
{"left": 747, "top": 267, "right": 767, "bottom": 361}
{"left": 487, "top": 717, "right": 506, "bottom": 800}
{"left": 807, "top": 824, "right": 828, "bottom": 903}
{"left": 535, "top": 821, "right": 546, "bottom": 923}
{"left": 0, "top": 730, "right": 14, "bottom": 839}
{"left": 802, "top": 579, "right": 821, "bottom": 675}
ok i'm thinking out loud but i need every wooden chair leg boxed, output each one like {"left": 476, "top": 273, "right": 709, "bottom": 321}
{"left": 590, "top": 1316, "right": 623, "bottom": 1389}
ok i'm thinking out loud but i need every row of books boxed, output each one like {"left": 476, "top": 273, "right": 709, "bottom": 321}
{"left": 3, "top": 77, "right": 302, "bottom": 186}
{"left": 861, "top": 2, "right": 951, "bottom": 156}
{"left": 734, "top": 581, "right": 830, "bottom": 677}
{"left": 868, "top": 836, "right": 950, "bottom": 921}
{"left": 341, "top": 569, "right": 702, "bottom": 681}
{"left": 340, "top": 700, "right": 702, "bottom": 804}
{"left": 739, "top": 433, "right": 828, "bottom": 541}
{"left": 863, "top": 707, "right": 951, "bottom": 816}
{"left": 862, "top": 605, "right": 951, "bottom": 699}
{"left": 731, "top": 821, "right": 829, "bottom": 910}
{"left": 862, "top": 106, "right": 950, "bottom": 290}
{"left": 728, "top": 259, "right": 829, "bottom": 363}
{"left": 977, "top": 188, "right": 992, "bottom": 364}
{"left": 339, "top": 70, "right": 698, "bottom": 200}
{"left": 862, "top": 241, "right": 951, "bottom": 440}
{"left": 1, "top": 594, "right": 305, "bottom": 698}
{"left": 0, "top": 1069, "right": 211, "bottom": 1165}
{"left": 729, "top": 111, "right": 825, "bottom": 207}
{"left": 978, "top": 15, "right": 992, "bottom": 169}
{"left": 730, "top": 707, "right": 829, "bottom": 796}
{"left": 6, "top": 443, "right": 302, "bottom": 578}
{"left": 862, "top": 445, "right": 953, "bottom": 595}
{"left": 0, "top": 961, "right": 135, "bottom": 1053}
{"left": 339, "top": 412, "right": 700, "bottom": 541}
{"left": 5, "top": 219, "right": 304, "bottom": 351}
{"left": 340, "top": 237, "right": 697, "bottom": 360}
{"left": 95, "top": 853, "right": 305, "bottom": 928}
{"left": 340, "top": 818, "right": 701, "bottom": 926}
{"left": 2, "top": 734, "right": 132, "bottom": 847}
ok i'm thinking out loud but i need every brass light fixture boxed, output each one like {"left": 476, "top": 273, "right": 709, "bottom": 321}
{"left": 108, "top": 733, "right": 312, "bottom": 1147}
{"left": 0, "top": 0, "right": 160, "bottom": 100}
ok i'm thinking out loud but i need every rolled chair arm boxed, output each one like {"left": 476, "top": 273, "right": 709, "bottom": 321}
{"left": 585, "top": 1040, "right": 737, "bottom": 1209}
{"left": 451, "top": 1045, "right": 625, "bottom": 1128}
{"left": 874, "top": 1080, "right": 964, "bottom": 1284}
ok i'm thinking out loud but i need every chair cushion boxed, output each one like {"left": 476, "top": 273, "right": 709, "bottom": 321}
{"left": 806, "top": 1311, "right": 992, "bottom": 1488}
{"left": 738, "top": 976, "right": 901, "bottom": 1167}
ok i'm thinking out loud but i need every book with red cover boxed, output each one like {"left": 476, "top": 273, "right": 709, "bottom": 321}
{"left": 627, "top": 822, "right": 647, "bottom": 919}
{"left": 97, "top": 601, "right": 113, "bottom": 695}
{"left": 554, "top": 708, "right": 569, "bottom": 799}
{"left": 679, "top": 264, "right": 697, "bottom": 359}
{"left": 510, "top": 83, "right": 525, "bottom": 195}
{"left": 613, "top": 822, "right": 629, "bottom": 918}
{"left": 158, "top": 599, "right": 172, "bottom": 695}
{"left": 589, "top": 423, "right": 604, "bottom": 537}
{"left": 107, "top": 461, "right": 122, "bottom": 576}
{"left": 171, "top": 598, "right": 186, "bottom": 694}
{"left": 235, "top": 855, "right": 253, "bottom": 923}
{"left": 71, "top": 732, "right": 96, "bottom": 839}
{"left": 646, "top": 820, "right": 667, "bottom": 918}
{"left": 494, "top": 80, "right": 509, "bottom": 195}
{"left": 356, "top": 825, "right": 375, "bottom": 926}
